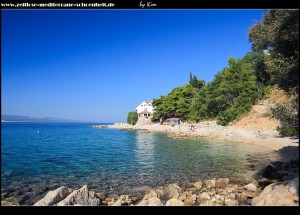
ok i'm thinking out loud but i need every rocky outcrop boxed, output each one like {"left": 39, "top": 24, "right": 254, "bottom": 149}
{"left": 56, "top": 185, "right": 100, "bottom": 206}
{"left": 252, "top": 177, "right": 299, "bottom": 206}
{"left": 136, "top": 118, "right": 153, "bottom": 126}
{"left": 34, "top": 186, "right": 72, "bottom": 206}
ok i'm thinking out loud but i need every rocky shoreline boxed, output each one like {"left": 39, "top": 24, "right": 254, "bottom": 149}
{"left": 2, "top": 157, "right": 298, "bottom": 206}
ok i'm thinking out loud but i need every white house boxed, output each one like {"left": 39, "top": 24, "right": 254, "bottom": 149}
{"left": 136, "top": 101, "right": 155, "bottom": 118}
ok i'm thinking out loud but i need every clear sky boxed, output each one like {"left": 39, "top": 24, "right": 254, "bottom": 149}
{"left": 1, "top": 9, "right": 264, "bottom": 123}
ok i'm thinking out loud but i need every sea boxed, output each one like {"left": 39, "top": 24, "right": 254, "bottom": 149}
{"left": 1, "top": 122, "right": 281, "bottom": 205}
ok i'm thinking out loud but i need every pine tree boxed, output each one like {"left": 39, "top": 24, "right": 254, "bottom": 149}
{"left": 189, "top": 72, "right": 193, "bottom": 85}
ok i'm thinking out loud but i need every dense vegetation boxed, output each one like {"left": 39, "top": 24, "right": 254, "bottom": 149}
{"left": 249, "top": 9, "right": 299, "bottom": 136}
{"left": 152, "top": 84, "right": 199, "bottom": 122}
{"left": 127, "top": 111, "right": 138, "bottom": 125}
{"left": 189, "top": 55, "right": 259, "bottom": 125}
{"left": 249, "top": 9, "right": 299, "bottom": 92}
{"left": 151, "top": 10, "right": 298, "bottom": 135}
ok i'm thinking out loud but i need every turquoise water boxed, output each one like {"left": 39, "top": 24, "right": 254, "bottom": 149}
{"left": 1, "top": 122, "right": 279, "bottom": 205}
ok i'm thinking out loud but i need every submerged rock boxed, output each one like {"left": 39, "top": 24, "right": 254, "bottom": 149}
{"left": 1, "top": 201, "right": 19, "bottom": 206}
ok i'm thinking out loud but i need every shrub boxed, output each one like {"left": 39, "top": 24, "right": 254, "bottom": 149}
{"left": 276, "top": 125, "right": 298, "bottom": 137}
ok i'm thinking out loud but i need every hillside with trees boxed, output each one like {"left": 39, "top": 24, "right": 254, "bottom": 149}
{"left": 151, "top": 9, "right": 299, "bottom": 136}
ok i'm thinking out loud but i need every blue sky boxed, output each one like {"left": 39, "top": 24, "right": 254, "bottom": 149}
{"left": 1, "top": 9, "right": 264, "bottom": 122}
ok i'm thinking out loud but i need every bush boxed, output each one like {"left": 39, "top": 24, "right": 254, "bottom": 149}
{"left": 263, "top": 85, "right": 273, "bottom": 99}
{"left": 276, "top": 125, "right": 298, "bottom": 137}
{"left": 270, "top": 92, "right": 298, "bottom": 130}
{"left": 127, "top": 111, "right": 138, "bottom": 125}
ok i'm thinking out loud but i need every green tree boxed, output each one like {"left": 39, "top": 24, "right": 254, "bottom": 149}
{"left": 189, "top": 72, "right": 193, "bottom": 85}
{"left": 189, "top": 73, "right": 205, "bottom": 89}
{"left": 189, "top": 55, "right": 259, "bottom": 125}
{"left": 152, "top": 84, "right": 198, "bottom": 122}
{"left": 249, "top": 9, "right": 299, "bottom": 91}
{"left": 127, "top": 111, "right": 138, "bottom": 125}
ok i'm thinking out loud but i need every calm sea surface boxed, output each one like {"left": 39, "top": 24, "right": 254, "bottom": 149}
{"left": 1, "top": 122, "right": 281, "bottom": 205}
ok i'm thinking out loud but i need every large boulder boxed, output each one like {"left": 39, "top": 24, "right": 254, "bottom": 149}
{"left": 252, "top": 177, "right": 299, "bottom": 206}
{"left": 166, "top": 199, "right": 184, "bottom": 206}
{"left": 224, "top": 199, "right": 238, "bottom": 206}
{"left": 34, "top": 186, "right": 72, "bottom": 206}
{"left": 147, "top": 197, "right": 163, "bottom": 206}
{"left": 261, "top": 162, "right": 290, "bottom": 180}
{"left": 244, "top": 183, "right": 257, "bottom": 192}
{"left": 161, "top": 184, "right": 181, "bottom": 201}
{"left": 56, "top": 185, "right": 100, "bottom": 206}
{"left": 204, "top": 179, "right": 216, "bottom": 189}
{"left": 136, "top": 199, "right": 148, "bottom": 206}
{"left": 143, "top": 190, "right": 157, "bottom": 200}
{"left": 112, "top": 195, "right": 125, "bottom": 206}
{"left": 198, "top": 192, "right": 211, "bottom": 201}
{"left": 288, "top": 176, "right": 299, "bottom": 197}
{"left": 261, "top": 164, "right": 279, "bottom": 179}
{"left": 194, "top": 181, "right": 202, "bottom": 190}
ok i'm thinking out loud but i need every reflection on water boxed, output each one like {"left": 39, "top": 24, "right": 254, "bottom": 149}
{"left": 134, "top": 131, "right": 155, "bottom": 173}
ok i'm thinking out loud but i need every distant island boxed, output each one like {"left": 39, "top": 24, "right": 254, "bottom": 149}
{"left": 1, "top": 114, "right": 82, "bottom": 123}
